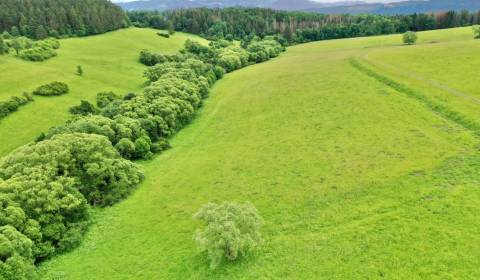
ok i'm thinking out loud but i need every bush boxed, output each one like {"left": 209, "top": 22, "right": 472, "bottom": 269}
{"left": 69, "top": 100, "right": 98, "bottom": 115}
{"left": 97, "top": 91, "right": 121, "bottom": 108}
{"left": 14, "top": 37, "right": 60, "bottom": 62}
{"left": 0, "top": 93, "right": 33, "bottom": 120}
{"left": 0, "top": 225, "right": 35, "bottom": 280}
{"left": 157, "top": 32, "right": 170, "bottom": 38}
{"left": 32, "top": 81, "right": 69, "bottom": 96}
{"left": 246, "top": 38, "right": 285, "bottom": 63}
{"left": 0, "top": 37, "right": 6, "bottom": 55}
{"left": 139, "top": 50, "right": 181, "bottom": 66}
{"left": 403, "top": 31, "right": 418, "bottom": 45}
{"left": 216, "top": 46, "right": 249, "bottom": 72}
{"left": 474, "top": 25, "right": 480, "bottom": 39}
{"left": 18, "top": 47, "right": 57, "bottom": 61}
{"left": 193, "top": 202, "right": 263, "bottom": 269}
{"left": 76, "top": 65, "right": 83, "bottom": 76}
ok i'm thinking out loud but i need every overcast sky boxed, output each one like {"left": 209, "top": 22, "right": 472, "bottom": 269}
{"left": 111, "top": 0, "right": 402, "bottom": 2}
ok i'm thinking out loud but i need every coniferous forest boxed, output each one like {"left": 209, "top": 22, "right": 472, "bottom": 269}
{"left": 129, "top": 8, "right": 480, "bottom": 43}
{"left": 0, "top": 0, "right": 128, "bottom": 39}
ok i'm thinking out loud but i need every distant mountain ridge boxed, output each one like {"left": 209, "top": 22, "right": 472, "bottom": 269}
{"left": 308, "top": 0, "right": 480, "bottom": 15}
{"left": 117, "top": 0, "right": 368, "bottom": 12}
{"left": 118, "top": 0, "right": 480, "bottom": 14}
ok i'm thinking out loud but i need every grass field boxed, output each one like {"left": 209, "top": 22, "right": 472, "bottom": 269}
{"left": 28, "top": 26, "right": 480, "bottom": 279}
{"left": 0, "top": 28, "right": 206, "bottom": 156}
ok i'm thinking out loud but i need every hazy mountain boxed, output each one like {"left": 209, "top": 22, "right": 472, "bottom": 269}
{"left": 308, "top": 0, "right": 480, "bottom": 15}
{"left": 117, "top": 0, "right": 364, "bottom": 11}
{"left": 117, "top": 0, "right": 480, "bottom": 14}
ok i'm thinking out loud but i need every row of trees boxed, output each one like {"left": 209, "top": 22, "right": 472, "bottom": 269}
{"left": 0, "top": 36, "right": 284, "bottom": 278}
{"left": 0, "top": 0, "right": 128, "bottom": 39}
{"left": 128, "top": 8, "right": 480, "bottom": 43}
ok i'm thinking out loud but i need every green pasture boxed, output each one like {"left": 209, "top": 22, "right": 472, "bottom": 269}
{"left": 34, "top": 26, "right": 480, "bottom": 279}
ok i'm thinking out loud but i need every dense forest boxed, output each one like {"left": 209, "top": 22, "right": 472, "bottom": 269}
{"left": 129, "top": 8, "right": 480, "bottom": 43}
{"left": 0, "top": 0, "right": 129, "bottom": 39}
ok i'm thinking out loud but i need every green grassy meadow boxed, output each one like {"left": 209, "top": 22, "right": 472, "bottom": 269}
{"left": 24, "top": 26, "right": 480, "bottom": 279}
{"left": 0, "top": 28, "right": 206, "bottom": 156}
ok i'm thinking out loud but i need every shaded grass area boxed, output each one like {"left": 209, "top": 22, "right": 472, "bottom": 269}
{"left": 38, "top": 27, "right": 480, "bottom": 279}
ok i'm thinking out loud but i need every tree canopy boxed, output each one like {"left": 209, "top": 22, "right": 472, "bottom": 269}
{"left": 0, "top": 0, "right": 128, "bottom": 39}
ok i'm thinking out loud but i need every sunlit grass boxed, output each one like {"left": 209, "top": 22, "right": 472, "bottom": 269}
{"left": 37, "top": 27, "right": 480, "bottom": 279}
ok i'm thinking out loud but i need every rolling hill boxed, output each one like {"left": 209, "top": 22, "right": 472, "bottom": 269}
{"left": 37, "top": 26, "right": 480, "bottom": 279}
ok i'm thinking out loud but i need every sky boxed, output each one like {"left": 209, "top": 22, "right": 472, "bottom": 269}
{"left": 111, "top": 0, "right": 401, "bottom": 2}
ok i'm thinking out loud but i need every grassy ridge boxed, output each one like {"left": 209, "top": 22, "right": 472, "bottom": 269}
{"left": 0, "top": 28, "right": 206, "bottom": 156}
{"left": 38, "top": 27, "right": 480, "bottom": 279}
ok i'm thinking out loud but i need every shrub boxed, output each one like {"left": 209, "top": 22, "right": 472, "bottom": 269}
{"left": 216, "top": 46, "right": 249, "bottom": 72}
{"left": 139, "top": 50, "right": 182, "bottom": 66}
{"left": 76, "top": 65, "right": 83, "bottom": 76}
{"left": 193, "top": 202, "right": 263, "bottom": 269}
{"left": 32, "top": 82, "right": 69, "bottom": 96}
{"left": 15, "top": 38, "right": 60, "bottom": 62}
{"left": 474, "top": 25, "right": 480, "bottom": 39}
{"left": 41, "top": 38, "right": 60, "bottom": 49}
{"left": 0, "top": 93, "right": 33, "bottom": 120}
{"left": 0, "top": 225, "right": 35, "bottom": 280}
{"left": 69, "top": 100, "right": 98, "bottom": 115}
{"left": 18, "top": 47, "right": 57, "bottom": 61}
{"left": 403, "top": 31, "right": 418, "bottom": 45}
{"left": 97, "top": 91, "right": 121, "bottom": 108}
{"left": 157, "top": 32, "right": 170, "bottom": 38}
{"left": 115, "top": 138, "right": 136, "bottom": 159}
{"left": 246, "top": 38, "right": 284, "bottom": 63}
{"left": 0, "top": 37, "right": 6, "bottom": 55}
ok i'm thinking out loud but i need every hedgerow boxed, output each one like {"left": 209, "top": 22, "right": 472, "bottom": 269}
{"left": 0, "top": 36, "right": 283, "bottom": 277}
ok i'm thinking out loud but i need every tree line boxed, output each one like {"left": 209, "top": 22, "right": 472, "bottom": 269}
{"left": 0, "top": 0, "right": 129, "bottom": 40}
{"left": 128, "top": 8, "right": 480, "bottom": 43}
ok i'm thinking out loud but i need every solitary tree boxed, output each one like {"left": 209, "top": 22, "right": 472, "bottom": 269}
{"left": 403, "top": 31, "right": 418, "bottom": 45}
{"left": 473, "top": 25, "right": 480, "bottom": 39}
{"left": 76, "top": 65, "right": 83, "bottom": 76}
{"left": 167, "top": 21, "right": 175, "bottom": 35}
{"left": 194, "top": 202, "right": 263, "bottom": 269}
{"left": 0, "top": 36, "right": 6, "bottom": 54}
{"left": 10, "top": 38, "right": 23, "bottom": 54}
{"left": 10, "top": 26, "right": 20, "bottom": 37}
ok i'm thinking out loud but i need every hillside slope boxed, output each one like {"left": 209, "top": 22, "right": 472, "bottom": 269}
{"left": 39, "top": 27, "right": 480, "bottom": 279}
{"left": 0, "top": 28, "right": 206, "bottom": 156}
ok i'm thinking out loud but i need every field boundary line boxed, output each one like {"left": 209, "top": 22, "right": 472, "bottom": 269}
{"left": 361, "top": 53, "right": 480, "bottom": 105}
{"left": 350, "top": 58, "right": 480, "bottom": 137}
